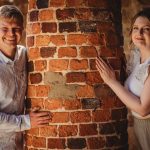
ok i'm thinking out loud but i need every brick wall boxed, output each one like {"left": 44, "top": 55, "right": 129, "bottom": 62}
{"left": 25, "top": 0, "right": 128, "bottom": 149}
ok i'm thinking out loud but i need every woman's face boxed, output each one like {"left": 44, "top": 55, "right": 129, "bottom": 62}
{"left": 131, "top": 16, "right": 150, "bottom": 49}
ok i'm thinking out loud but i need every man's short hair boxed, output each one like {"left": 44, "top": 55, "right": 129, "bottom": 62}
{"left": 0, "top": 5, "right": 23, "bottom": 25}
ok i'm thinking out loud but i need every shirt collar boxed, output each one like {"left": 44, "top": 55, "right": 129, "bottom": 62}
{"left": 0, "top": 47, "right": 18, "bottom": 64}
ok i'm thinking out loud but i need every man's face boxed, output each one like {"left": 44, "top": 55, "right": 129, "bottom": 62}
{"left": 0, "top": 17, "right": 23, "bottom": 51}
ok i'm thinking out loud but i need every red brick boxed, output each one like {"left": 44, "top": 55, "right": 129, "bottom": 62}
{"left": 35, "top": 60, "right": 47, "bottom": 71}
{"left": 87, "top": 137, "right": 105, "bottom": 149}
{"left": 58, "top": 125, "right": 78, "bottom": 137}
{"left": 75, "top": 8, "right": 91, "bottom": 20}
{"left": 27, "top": 36, "right": 34, "bottom": 47}
{"left": 26, "top": 128, "right": 39, "bottom": 136}
{"left": 36, "top": 35, "right": 50, "bottom": 46}
{"left": 32, "top": 23, "right": 41, "bottom": 34}
{"left": 108, "top": 58, "right": 121, "bottom": 70}
{"left": 28, "top": 47, "right": 40, "bottom": 60}
{"left": 66, "top": 0, "right": 87, "bottom": 7}
{"left": 89, "top": 59, "right": 96, "bottom": 70}
{"left": 32, "top": 136, "right": 46, "bottom": 148}
{"left": 44, "top": 99, "right": 63, "bottom": 110}
{"left": 88, "top": 0, "right": 109, "bottom": 8}
{"left": 27, "top": 85, "right": 36, "bottom": 98}
{"left": 70, "top": 111, "right": 91, "bottom": 123}
{"left": 79, "top": 124, "right": 97, "bottom": 136}
{"left": 24, "top": 135, "right": 33, "bottom": 146}
{"left": 100, "top": 46, "right": 117, "bottom": 57}
{"left": 50, "top": 0, "right": 65, "bottom": 7}
{"left": 48, "top": 138, "right": 66, "bottom": 149}
{"left": 97, "top": 22, "right": 114, "bottom": 33}
{"left": 50, "top": 35, "right": 66, "bottom": 46}
{"left": 29, "top": 98, "right": 44, "bottom": 109}
{"left": 76, "top": 85, "right": 95, "bottom": 98}
{"left": 63, "top": 99, "right": 81, "bottom": 110}
{"left": 66, "top": 72, "right": 86, "bottom": 83}
{"left": 92, "top": 109, "right": 111, "bottom": 122}
{"left": 42, "top": 22, "right": 57, "bottom": 33}
{"left": 29, "top": 10, "right": 39, "bottom": 22}
{"left": 39, "top": 126, "right": 57, "bottom": 137}
{"left": 67, "top": 34, "right": 87, "bottom": 45}
{"left": 36, "top": 85, "right": 50, "bottom": 97}
{"left": 40, "top": 47, "right": 56, "bottom": 58}
{"left": 70, "top": 59, "right": 88, "bottom": 70}
{"left": 30, "top": 73, "right": 42, "bottom": 84}
{"left": 56, "top": 9, "right": 75, "bottom": 20}
{"left": 51, "top": 112, "right": 69, "bottom": 123}
{"left": 87, "top": 33, "right": 101, "bottom": 46}
{"left": 86, "top": 71, "right": 103, "bottom": 84}
{"left": 39, "top": 9, "right": 54, "bottom": 21}
{"left": 58, "top": 47, "right": 77, "bottom": 58}
{"left": 28, "top": 0, "right": 36, "bottom": 10}
{"left": 49, "top": 59, "right": 69, "bottom": 71}
{"left": 80, "top": 46, "right": 97, "bottom": 57}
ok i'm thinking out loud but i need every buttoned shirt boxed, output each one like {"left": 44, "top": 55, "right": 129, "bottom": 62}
{"left": 0, "top": 45, "right": 30, "bottom": 150}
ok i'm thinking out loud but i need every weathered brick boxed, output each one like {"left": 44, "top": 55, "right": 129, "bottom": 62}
{"left": 39, "top": 126, "right": 57, "bottom": 137}
{"left": 66, "top": 72, "right": 86, "bottom": 83}
{"left": 40, "top": 47, "right": 56, "bottom": 58}
{"left": 87, "top": 33, "right": 101, "bottom": 46}
{"left": 66, "top": 0, "right": 87, "bottom": 7}
{"left": 79, "top": 21, "right": 97, "bottom": 32}
{"left": 100, "top": 46, "right": 117, "bottom": 57}
{"left": 36, "top": 35, "right": 50, "bottom": 46}
{"left": 80, "top": 46, "right": 97, "bottom": 57}
{"left": 108, "top": 58, "right": 121, "bottom": 70}
{"left": 56, "top": 9, "right": 75, "bottom": 20}
{"left": 49, "top": 59, "right": 69, "bottom": 71}
{"left": 27, "top": 85, "right": 36, "bottom": 98}
{"left": 86, "top": 71, "right": 103, "bottom": 84}
{"left": 42, "top": 22, "right": 57, "bottom": 33}
{"left": 27, "top": 36, "right": 34, "bottom": 47}
{"left": 67, "top": 34, "right": 87, "bottom": 45}
{"left": 36, "top": 85, "right": 50, "bottom": 97}
{"left": 48, "top": 138, "right": 66, "bottom": 149}
{"left": 49, "top": 0, "right": 65, "bottom": 7}
{"left": 87, "top": 137, "right": 105, "bottom": 149}
{"left": 76, "top": 85, "right": 95, "bottom": 98}
{"left": 111, "top": 108, "right": 127, "bottom": 120}
{"left": 36, "top": 0, "right": 48, "bottom": 9}
{"left": 26, "top": 128, "right": 39, "bottom": 136}
{"left": 63, "top": 99, "right": 81, "bottom": 110}
{"left": 35, "top": 60, "right": 47, "bottom": 71}
{"left": 70, "top": 111, "right": 91, "bottom": 123}
{"left": 24, "top": 135, "right": 33, "bottom": 146}
{"left": 89, "top": 59, "right": 96, "bottom": 70}
{"left": 29, "top": 10, "right": 39, "bottom": 22}
{"left": 58, "top": 47, "right": 77, "bottom": 58}
{"left": 92, "top": 109, "right": 111, "bottom": 122}
{"left": 32, "top": 136, "right": 46, "bottom": 148}
{"left": 28, "top": 47, "right": 40, "bottom": 60}
{"left": 39, "top": 9, "right": 54, "bottom": 21}
{"left": 51, "top": 112, "right": 69, "bottom": 123}
{"left": 50, "top": 35, "right": 66, "bottom": 46}
{"left": 75, "top": 8, "right": 91, "bottom": 20}
{"left": 59, "top": 125, "right": 78, "bottom": 137}
{"left": 30, "top": 73, "right": 42, "bottom": 84}
{"left": 44, "top": 99, "right": 63, "bottom": 110}
{"left": 70, "top": 59, "right": 88, "bottom": 70}
{"left": 79, "top": 124, "right": 97, "bottom": 136}
{"left": 59, "top": 22, "right": 77, "bottom": 33}
{"left": 68, "top": 138, "right": 86, "bottom": 149}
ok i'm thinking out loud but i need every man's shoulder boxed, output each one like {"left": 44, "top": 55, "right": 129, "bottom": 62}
{"left": 17, "top": 45, "right": 27, "bottom": 52}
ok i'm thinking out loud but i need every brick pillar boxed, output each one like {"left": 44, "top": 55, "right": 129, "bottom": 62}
{"left": 25, "top": 0, "right": 128, "bottom": 149}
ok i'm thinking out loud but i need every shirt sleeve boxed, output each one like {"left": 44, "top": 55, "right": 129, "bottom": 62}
{"left": 0, "top": 112, "right": 31, "bottom": 132}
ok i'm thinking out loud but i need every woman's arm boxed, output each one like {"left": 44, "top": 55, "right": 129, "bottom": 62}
{"left": 96, "top": 57, "right": 150, "bottom": 117}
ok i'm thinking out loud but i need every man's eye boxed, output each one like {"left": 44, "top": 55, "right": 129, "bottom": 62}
{"left": 14, "top": 28, "right": 22, "bottom": 32}
{"left": 0, "top": 28, "right": 8, "bottom": 32}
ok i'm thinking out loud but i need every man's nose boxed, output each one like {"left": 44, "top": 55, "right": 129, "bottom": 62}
{"left": 7, "top": 29, "right": 15, "bottom": 36}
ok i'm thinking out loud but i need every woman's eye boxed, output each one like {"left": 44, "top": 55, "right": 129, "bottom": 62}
{"left": 143, "top": 27, "right": 150, "bottom": 32}
{"left": 132, "top": 27, "right": 138, "bottom": 30}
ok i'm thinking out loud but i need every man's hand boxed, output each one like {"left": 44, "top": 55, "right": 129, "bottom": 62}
{"left": 29, "top": 107, "right": 53, "bottom": 128}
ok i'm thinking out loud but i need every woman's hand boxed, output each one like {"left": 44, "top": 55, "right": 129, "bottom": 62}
{"left": 96, "top": 57, "right": 117, "bottom": 85}
{"left": 29, "top": 107, "right": 53, "bottom": 128}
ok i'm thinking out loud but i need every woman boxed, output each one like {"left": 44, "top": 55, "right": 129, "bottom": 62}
{"left": 96, "top": 8, "right": 150, "bottom": 150}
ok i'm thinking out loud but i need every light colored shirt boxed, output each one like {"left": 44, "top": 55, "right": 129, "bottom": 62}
{"left": 125, "top": 56, "right": 150, "bottom": 119}
{"left": 0, "top": 45, "right": 30, "bottom": 150}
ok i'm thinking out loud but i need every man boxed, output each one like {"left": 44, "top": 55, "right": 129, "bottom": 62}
{"left": 0, "top": 5, "right": 52, "bottom": 149}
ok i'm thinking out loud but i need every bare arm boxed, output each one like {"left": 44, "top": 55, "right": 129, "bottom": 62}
{"left": 96, "top": 57, "right": 150, "bottom": 117}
